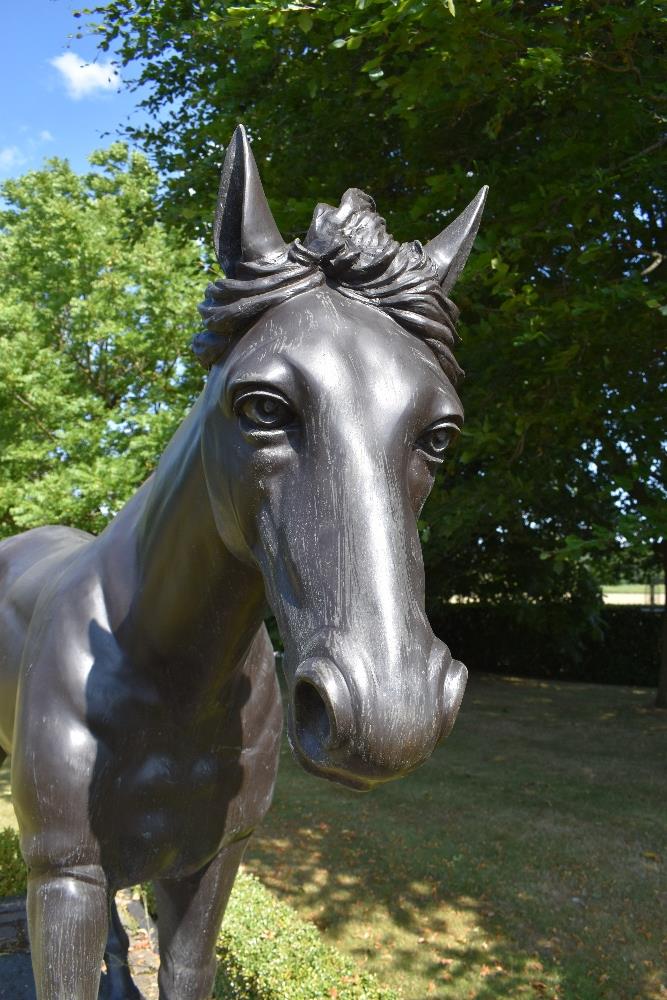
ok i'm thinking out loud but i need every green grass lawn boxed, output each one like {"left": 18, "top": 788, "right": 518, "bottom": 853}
{"left": 2, "top": 676, "right": 665, "bottom": 1000}
{"left": 245, "top": 676, "right": 666, "bottom": 1000}
{"left": 603, "top": 584, "right": 664, "bottom": 595}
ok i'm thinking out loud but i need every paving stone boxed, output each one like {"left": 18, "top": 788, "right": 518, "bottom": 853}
{"left": 0, "top": 953, "right": 35, "bottom": 999}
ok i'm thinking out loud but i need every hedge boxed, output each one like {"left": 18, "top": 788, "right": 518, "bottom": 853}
{"left": 429, "top": 603, "right": 662, "bottom": 686}
{"left": 0, "top": 826, "right": 26, "bottom": 897}
{"left": 215, "top": 872, "right": 397, "bottom": 1000}
{"left": 0, "top": 829, "right": 397, "bottom": 1000}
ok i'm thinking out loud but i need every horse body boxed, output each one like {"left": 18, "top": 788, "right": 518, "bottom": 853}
{"left": 4, "top": 405, "right": 281, "bottom": 889}
{"left": 2, "top": 399, "right": 282, "bottom": 998}
{"left": 0, "top": 126, "right": 486, "bottom": 999}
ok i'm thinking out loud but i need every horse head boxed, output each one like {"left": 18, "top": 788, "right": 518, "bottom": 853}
{"left": 196, "top": 127, "right": 487, "bottom": 790}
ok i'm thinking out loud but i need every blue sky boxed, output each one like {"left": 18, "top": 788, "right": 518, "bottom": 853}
{"left": 1, "top": 1, "right": 143, "bottom": 181}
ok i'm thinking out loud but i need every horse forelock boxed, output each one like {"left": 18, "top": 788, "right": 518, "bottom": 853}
{"left": 194, "top": 189, "right": 463, "bottom": 383}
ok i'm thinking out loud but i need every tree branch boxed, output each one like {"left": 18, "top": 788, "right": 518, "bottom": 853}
{"left": 616, "top": 136, "right": 667, "bottom": 170}
{"left": 13, "top": 393, "right": 60, "bottom": 443}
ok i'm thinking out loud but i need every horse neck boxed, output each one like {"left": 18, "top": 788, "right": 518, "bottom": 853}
{"left": 127, "top": 395, "right": 266, "bottom": 679}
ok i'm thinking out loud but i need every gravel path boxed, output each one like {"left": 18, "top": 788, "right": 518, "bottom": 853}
{"left": 115, "top": 887, "right": 160, "bottom": 999}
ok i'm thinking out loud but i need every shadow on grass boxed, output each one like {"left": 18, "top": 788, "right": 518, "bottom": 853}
{"left": 245, "top": 674, "right": 667, "bottom": 1000}
{"left": 1, "top": 678, "right": 664, "bottom": 998}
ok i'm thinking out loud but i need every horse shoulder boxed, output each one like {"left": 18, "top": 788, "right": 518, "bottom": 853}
{"left": 227, "top": 624, "right": 283, "bottom": 832}
{"left": 0, "top": 526, "right": 93, "bottom": 752}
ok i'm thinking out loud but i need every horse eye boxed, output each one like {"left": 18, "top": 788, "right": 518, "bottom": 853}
{"left": 417, "top": 423, "right": 458, "bottom": 460}
{"left": 237, "top": 393, "right": 293, "bottom": 430}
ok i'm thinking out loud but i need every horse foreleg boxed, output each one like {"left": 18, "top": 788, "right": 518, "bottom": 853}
{"left": 27, "top": 865, "right": 109, "bottom": 1000}
{"left": 99, "top": 896, "right": 143, "bottom": 1000}
{"left": 154, "top": 838, "right": 248, "bottom": 1000}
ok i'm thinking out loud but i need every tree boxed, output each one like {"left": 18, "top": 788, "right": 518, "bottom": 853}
{"left": 0, "top": 147, "right": 205, "bottom": 536}
{"left": 82, "top": 0, "right": 666, "bottom": 693}
{"left": 55, "top": 2, "right": 667, "bottom": 697}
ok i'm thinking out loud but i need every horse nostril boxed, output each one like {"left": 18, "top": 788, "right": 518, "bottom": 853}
{"left": 292, "top": 658, "right": 354, "bottom": 761}
{"left": 294, "top": 679, "right": 336, "bottom": 756}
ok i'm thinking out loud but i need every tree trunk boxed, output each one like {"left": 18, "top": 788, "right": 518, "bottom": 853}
{"left": 656, "top": 541, "right": 667, "bottom": 709}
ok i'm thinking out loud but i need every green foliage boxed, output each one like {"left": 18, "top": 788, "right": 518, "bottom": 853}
{"left": 81, "top": 0, "right": 665, "bottom": 638}
{"left": 0, "top": 147, "right": 205, "bottom": 537}
{"left": 428, "top": 603, "right": 661, "bottom": 686}
{"left": 140, "top": 880, "right": 157, "bottom": 919}
{"left": 215, "top": 871, "right": 398, "bottom": 1000}
{"left": 0, "top": 842, "right": 395, "bottom": 997}
{"left": 0, "top": 827, "right": 26, "bottom": 897}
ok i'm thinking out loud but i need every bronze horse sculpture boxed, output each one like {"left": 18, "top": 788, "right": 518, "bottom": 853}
{"left": 0, "top": 126, "right": 486, "bottom": 999}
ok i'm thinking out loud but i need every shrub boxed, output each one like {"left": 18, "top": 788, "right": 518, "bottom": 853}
{"left": 429, "top": 603, "right": 661, "bottom": 686}
{"left": 0, "top": 838, "right": 396, "bottom": 999}
{"left": 0, "top": 827, "right": 27, "bottom": 897}
{"left": 215, "top": 872, "right": 398, "bottom": 1000}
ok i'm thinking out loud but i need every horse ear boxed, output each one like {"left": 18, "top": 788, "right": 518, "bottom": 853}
{"left": 213, "top": 125, "right": 286, "bottom": 276}
{"left": 424, "top": 186, "right": 488, "bottom": 295}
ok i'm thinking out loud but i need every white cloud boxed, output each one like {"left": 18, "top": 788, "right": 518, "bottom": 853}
{"left": 39, "top": 130, "right": 54, "bottom": 142}
{"left": 50, "top": 52, "right": 120, "bottom": 100}
{"left": 0, "top": 146, "right": 26, "bottom": 172}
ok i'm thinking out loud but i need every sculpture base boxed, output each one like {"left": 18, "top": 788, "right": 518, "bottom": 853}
{"left": 0, "top": 897, "right": 34, "bottom": 999}
{"left": 0, "top": 893, "right": 158, "bottom": 1000}
{"left": 0, "top": 953, "right": 34, "bottom": 1000}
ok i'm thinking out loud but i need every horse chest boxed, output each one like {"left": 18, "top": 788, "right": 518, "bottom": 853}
{"left": 100, "top": 738, "right": 248, "bottom": 883}
{"left": 123, "top": 748, "right": 223, "bottom": 803}
{"left": 83, "top": 654, "right": 277, "bottom": 883}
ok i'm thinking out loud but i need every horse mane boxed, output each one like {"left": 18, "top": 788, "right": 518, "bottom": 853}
{"left": 194, "top": 188, "right": 463, "bottom": 383}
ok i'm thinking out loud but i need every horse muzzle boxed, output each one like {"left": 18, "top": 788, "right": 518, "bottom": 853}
{"left": 285, "top": 646, "right": 468, "bottom": 791}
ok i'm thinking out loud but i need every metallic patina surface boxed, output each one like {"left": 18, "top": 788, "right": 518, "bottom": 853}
{"left": 0, "top": 126, "right": 486, "bottom": 999}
